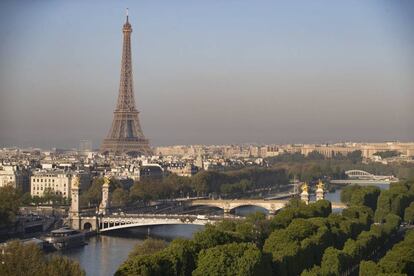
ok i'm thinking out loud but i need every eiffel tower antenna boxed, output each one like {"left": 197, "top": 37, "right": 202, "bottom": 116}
{"left": 101, "top": 10, "right": 152, "bottom": 156}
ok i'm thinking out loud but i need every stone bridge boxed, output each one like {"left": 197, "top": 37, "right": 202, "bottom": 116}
{"left": 190, "top": 199, "right": 347, "bottom": 213}
{"left": 190, "top": 199, "right": 289, "bottom": 214}
{"left": 71, "top": 213, "right": 228, "bottom": 233}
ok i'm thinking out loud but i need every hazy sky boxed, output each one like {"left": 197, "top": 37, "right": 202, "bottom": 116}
{"left": 0, "top": 1, "right": 413, "bottom": 149}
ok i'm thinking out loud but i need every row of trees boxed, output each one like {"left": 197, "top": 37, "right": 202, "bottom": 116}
{"left": 116, "top": 199, "right": 375, "bottom": 276}
{"left": 116, "top": 179, "right": 414, "bottom": 275}
{"left": 373, "top": 150, "right": 401, "bottom": 159}
{"left": 0, "top": 185, "right": 21, "bottom": 228}
{"left": 28, "top": 188, "right": 69, "bottom": 206}
{"left": 340, "top": 180, "right": 414, "bottom": 225}
{"left": 340, "top": 185, "right": 381, "bottom": 211}
{"left": 0, "top": 240, "right": 85, "bottom": 276}
{"left": 374, "top": 180, "right": 414, "bottom": 222}
{"left": 302, "top": 213, "right": 401, "bottom": 275}
{"left": 360, "top": 230, "right": 414, "bottom": 275}
{"left": 300, "top": 180, "right": 414, "bottom": 275}
{"left": 80, "top": 168, "right": 290, "bottom": 207}
{"left": 268, "top": 153, "right": 414, "bottom": 182}
{"left": 263, "top": 207, "right": 373, "bottom": 275}
{"left": 0, "top": 184, "right": 70, "bottom": 228}
{"left": 266, "top": 150, "right": 363, "bottom": 164}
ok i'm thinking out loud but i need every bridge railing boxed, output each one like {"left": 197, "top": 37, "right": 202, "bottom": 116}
{"left": 102, "top": 213, "right": 242, "bottom": 220}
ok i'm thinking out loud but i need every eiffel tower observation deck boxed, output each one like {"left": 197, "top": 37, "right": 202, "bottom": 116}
{"left": 101, "top": 10, "right": 152, "bottom": 156}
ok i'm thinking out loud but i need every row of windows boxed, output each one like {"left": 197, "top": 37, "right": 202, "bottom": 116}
{"left": 32, "top": 178, "right": 56, "bottom": 183}
{"left": 33, "top": 185, "right": 67, "bottom": 190}
{"left": 32, "top": 183, "right": 66, "bottom": 188}
{"left": 33, "top": 191, "right": 66, "bottom": 196}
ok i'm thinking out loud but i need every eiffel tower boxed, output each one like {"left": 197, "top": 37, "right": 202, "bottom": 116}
{"left": 101, "top": 10, "right": 152, "bottom": 156}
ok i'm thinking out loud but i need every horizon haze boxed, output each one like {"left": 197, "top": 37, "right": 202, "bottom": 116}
{"left": 0, "top": 1, "right": 413, "bottom": 149}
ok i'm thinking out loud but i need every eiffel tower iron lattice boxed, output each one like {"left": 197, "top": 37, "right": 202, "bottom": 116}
{"left": 101, "top": 11, "right": 152, "bottom": 156}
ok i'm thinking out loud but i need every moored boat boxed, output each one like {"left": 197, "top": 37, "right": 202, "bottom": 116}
{"left": 43, "top": 227, "right": 85, "bottom": 250}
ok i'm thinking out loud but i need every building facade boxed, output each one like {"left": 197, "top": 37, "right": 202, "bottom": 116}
{"left": 0, "top": 165, "right": 30, "bottom": 192}
{"left": 30, "top": 170, "right": 89, "bottom": 198}
{"left": 167, "top": 163, "right": 199, "bottom": 177}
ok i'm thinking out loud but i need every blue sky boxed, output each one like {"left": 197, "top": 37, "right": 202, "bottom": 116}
{"left": 0, "top": 1, "right": 413, "bottom": 148}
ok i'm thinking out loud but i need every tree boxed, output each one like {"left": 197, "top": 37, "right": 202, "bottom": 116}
{"left": 347, "top": 150, "right": 362, "bottom": 164}
{"left": 45, "top": 255, "right": 86, "bottom": 276}
{"left": 193, "top": 224, "right": 241, "bottom": 250}
{"left": 342, "top": 205, "right": 373, "bottom": 225}
{"left": 376, "top": 230, "right": 414, "bottom": 275}
{"left": 373, "top": 150, "right": 401, "bottom": 159}
{"left": 374, "top": 182, "right": 414, "bottom": 222}
{"left": 359, "top": 260, "right": 381, "bottom": 276}
{"left": 81, "top": 177, "right": 103, "bottom": 206}
{"left": 341, "top": 185, "right": 381, "bottom": 211}
{"left": 111, "top": 187, "right": 129, "bottom": 207}
{"left": 320, "top": 247, "right": 349, "bottom": 275}
{"left": 128, "top": 238, "right": 168, "bottom": 258}
{"left": 117, "top": 239, "right": 198, "bottom": 276}
{"left": 20, "top": 192, "right": 32, "bottom": 205}
{"left": 115, "top": 253, "right": 172, "bottom": 276}
{"left": 163, "top": 239, "right": 198, "bottom": 276}
{"left": 307, "top": 151, "right": 325, "bottom": 160}
{"left": 0, "top": 185, "right": 21, "bottom": 227}
{"left": 0, "top": 240, "right": 84, "bottom": 276}
{"left": 404, "top": 202, "right": 414, "bottom": 224}
{"left": 193, "top": 243, "right": 272, "bottom": 276}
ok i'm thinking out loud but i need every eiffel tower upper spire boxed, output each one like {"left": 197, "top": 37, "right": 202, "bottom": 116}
{"left": 101, "top": 10, "right": 152, "bottom": 156}
{"left": 116, "top": 8, "right": 135, "bottom": 111}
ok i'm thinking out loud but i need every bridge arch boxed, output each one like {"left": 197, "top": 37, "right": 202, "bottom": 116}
{"left": 345, "top": 170, "right": 373, "bottom": 177}
{"left": 190, "top": 200, "right": 287, "bottom": 214}
{"left": 83, "top": 222, "right": 92, "bottom": 231}
{"left": 230, "top": 204, "right": 269, "bottom": 215}
{"left": 98, "top": 217, "right": 213, "bottom": 233}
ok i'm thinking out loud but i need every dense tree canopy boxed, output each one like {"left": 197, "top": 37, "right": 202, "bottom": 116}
{"left": 114, "top": 179, "right": 414, "bottom": 276}
{"left": 373, "top": 150, "right": 401, "bottom": 159}
{"left": 404, "top": 202, "right": 414, "bottom": 224}
{"left": 340, "top": 185, "right": 381, "bottom": 211}
{"left": 0, "top": 240, "right": 84, "bottom": 276}
{"left": 128, "top": 238, "right": 168, "bottom": 259}
{"left": 360, "top": 230, "right": 414, "bottom": 275}
{"left": 0, "top": 185, "right": 21, "bottom": 227}
{"left": 193, "top": 243, "right": 271, "bottom": 276}
{"left": 374, "top": 180, "right": 414, "bottom": 222}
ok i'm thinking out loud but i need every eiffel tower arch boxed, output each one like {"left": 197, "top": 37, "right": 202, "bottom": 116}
{"left": 101, "top": 11, "right": 152, "bottom": 156}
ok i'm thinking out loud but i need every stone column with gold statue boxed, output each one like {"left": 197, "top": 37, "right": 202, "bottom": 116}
{"left": 316, "top": 180, "right": 326, "bottom": 201}
{"left": 99, "top": 176, "right": 111, "bottom": 215}
{"left": 300, "top": 182, "right": 310, "bottom": 205}
{"left": 69, "top": 174, "right": 81, "bottom": 229}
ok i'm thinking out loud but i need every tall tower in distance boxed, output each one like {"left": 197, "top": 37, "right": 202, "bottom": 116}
{"left": 101, "top": 9, "right": 152, "bottom": 156}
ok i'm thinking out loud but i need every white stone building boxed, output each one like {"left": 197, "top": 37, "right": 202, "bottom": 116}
{"left": 30, "top": 170, "right": 90, "bottom": 198}
{"left": 0, "top": 165, "right": 30, "bottom": 192}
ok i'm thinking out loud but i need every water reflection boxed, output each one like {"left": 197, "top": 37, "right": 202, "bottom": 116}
{"left": 59, "top": 224, "right": 203, "bottom": 276}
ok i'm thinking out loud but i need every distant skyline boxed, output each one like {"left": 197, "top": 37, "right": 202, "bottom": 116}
{"left": 0, "top": 1, "right": 413, "bottom": 149}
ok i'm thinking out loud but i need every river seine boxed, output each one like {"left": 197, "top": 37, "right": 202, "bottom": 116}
{"left": 59, "top": 184, "right": 389, "bottom": 276}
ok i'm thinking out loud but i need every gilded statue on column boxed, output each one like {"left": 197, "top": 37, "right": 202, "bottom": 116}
{"left": 301, "top": 182, "right": 309, "bottom": 193}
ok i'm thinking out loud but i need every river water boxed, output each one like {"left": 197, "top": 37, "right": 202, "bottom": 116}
{"left": 60, "top": 184, "right": 389, "bottom": 276}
